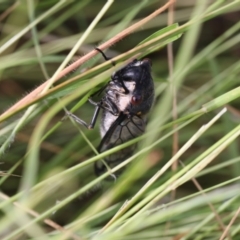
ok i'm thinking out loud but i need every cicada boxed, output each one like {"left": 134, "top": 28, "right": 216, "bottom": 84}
{"left": 68, "top": 49, "right": 154, "bottom": 179}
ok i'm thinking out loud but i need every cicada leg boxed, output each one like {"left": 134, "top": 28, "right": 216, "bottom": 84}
{"left": 89, "top": 97, "right": 119, "bottom": 116}
{"left": 66, "top": 95, "right": 119, "bottom": 129}
{"left": 66, "top": 104, "right": 101, "bottom": 130}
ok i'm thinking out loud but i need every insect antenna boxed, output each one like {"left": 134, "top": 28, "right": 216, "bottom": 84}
{"left": 95, "top": 48, "right": 116, "bottom": 66}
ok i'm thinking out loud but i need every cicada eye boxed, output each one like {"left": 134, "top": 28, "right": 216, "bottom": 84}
{"left": 131, "top": 95, "right": 142, "bottom": 105}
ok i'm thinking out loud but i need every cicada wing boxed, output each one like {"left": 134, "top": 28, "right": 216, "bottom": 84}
{"left": 95, "top": 113, "right": 146, "bottom": 176}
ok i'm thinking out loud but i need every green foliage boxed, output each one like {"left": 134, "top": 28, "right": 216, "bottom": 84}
{"left": 0, "top": 0, "right": 240, "bottom": 239}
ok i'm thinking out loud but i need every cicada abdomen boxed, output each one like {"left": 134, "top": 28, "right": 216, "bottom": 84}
{"left": 95, "top": 113, "right": 146, "bottom": 177}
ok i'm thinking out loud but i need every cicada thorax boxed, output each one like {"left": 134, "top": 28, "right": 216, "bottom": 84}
{"left": 95, "top": 58, "right": 154, "bottom": 178}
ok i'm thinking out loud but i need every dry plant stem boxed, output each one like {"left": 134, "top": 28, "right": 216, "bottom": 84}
{"left": 219, "top": 206, "right": 240, "bottom": 240}
{"left": 168, "top": 1, "right": 178, "bottom": 171}
{"left": 165, "top": 1, "right": 176, "bottom": 233}
{"left": 0, "top": 192, "right": 81, "bottom": 240}
{"left": 179, "top": 161, "right": 229, "bottom": 237}
{"left": 167, "top": 0, "right": 177, "bottom": 214}
{"left": 0, "top": 0, "right": 175, "bottom": 120}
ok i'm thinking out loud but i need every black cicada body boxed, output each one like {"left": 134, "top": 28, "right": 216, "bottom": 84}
{"left": 68, "top": 50, "right": 154, "bottom": 180}
{"left": 95, "top": 58, "right": 155, "bottom": 177}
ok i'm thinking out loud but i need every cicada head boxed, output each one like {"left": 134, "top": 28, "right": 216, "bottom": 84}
{"left": 110, "top": 58, "right": 154, "bottom": 117}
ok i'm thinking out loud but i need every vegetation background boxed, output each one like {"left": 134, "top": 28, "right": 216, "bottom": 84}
{"left": 0, "top": 0, "right": 240, "bottom": 239}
